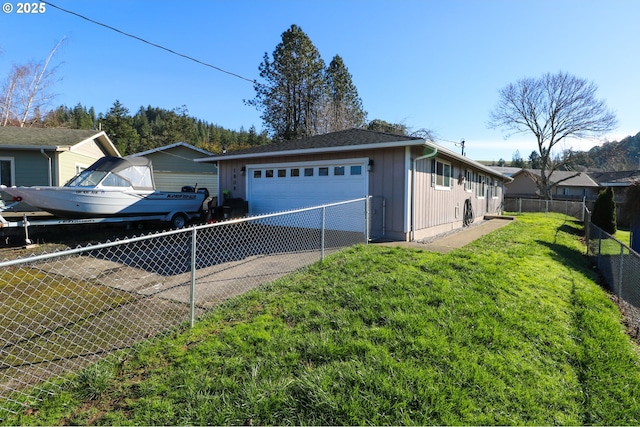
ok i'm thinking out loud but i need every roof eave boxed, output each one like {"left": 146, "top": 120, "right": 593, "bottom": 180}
{"left": 194, "top": 139, "right": 427, "bottom": 163}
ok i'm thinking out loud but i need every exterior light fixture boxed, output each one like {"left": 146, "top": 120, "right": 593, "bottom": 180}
{"left": 368, "top": 159, "right": 374, "bottom": 172}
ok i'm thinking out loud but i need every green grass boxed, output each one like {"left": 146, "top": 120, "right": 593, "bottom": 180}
{"left": 4, "top": 213, "right": 640, "bottom": 425}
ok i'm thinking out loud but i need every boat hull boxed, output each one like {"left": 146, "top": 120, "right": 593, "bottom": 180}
{"left": 1, "top": 186, "right": 205, "bottom": 218}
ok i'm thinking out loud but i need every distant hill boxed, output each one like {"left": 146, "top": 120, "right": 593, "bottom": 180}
{"left": 584, "top": 131, "right": 640, "bottom": 171}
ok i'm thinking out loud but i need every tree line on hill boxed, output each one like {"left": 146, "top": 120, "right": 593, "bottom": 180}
{"left": 506, "top": 131, "right": 640, "bottom": 172}
{"left": 44, "top": 101, "right": 271, "bottom": 156}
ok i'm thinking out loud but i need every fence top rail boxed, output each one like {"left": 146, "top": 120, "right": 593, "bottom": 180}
{"left": 0, "top": 197, "right": 369, "bottom": 268}
{"left": 590, "top": 222, "right": 640, "bottom": 258}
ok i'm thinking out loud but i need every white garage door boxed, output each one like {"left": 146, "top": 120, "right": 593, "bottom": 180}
{"left": 248, "top": 159, "right": 368, "bottom": 215}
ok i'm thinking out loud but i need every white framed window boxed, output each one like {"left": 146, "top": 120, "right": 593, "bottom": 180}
{"left": 492, "top": 179, "right": 500, "bottom": 198}
{"left": 0, "top": 157, "right": 15, "bottom": 187}
{"left": 432, "top": 159, "right": 452, "bottom": 189}
{"left": 476, "top": 173, "right": 486, "bottom": 198}
{"left": 465, "top": 169, "right": 474, "bottom": 192}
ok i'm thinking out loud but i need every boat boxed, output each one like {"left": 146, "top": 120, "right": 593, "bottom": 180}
{"left": 0, "top": 156, "right": 208, "bottom": 219}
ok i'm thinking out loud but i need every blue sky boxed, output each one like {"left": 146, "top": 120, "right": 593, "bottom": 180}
{"left": 1, "top": 0, "right": 638, "bottom": 161}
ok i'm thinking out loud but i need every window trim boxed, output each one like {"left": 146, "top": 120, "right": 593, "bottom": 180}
{"left": 0, "top": 156, "right": 15, "bottom": 187}
{"left": 433, "top": 159, "right": 452, "bottom": 190}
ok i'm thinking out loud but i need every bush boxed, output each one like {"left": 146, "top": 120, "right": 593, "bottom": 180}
{"left": 592, "top": 186, "right": 617, "bottom": 234}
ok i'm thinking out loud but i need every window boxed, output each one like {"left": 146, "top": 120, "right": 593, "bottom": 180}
{"left": 465, "top": 170, "right": 474, "bottom": 192}
{"left": 265, "top": 169, "right": 274, "bottom": 178}
{"left": 433, "top": 159, "right": 452, "bottom": 189}
{"left": 476, "top": 174, "right": 486, "bottom": 198}
{"left": 334, "top": 166, "right": 345, "bottom": 176}
{"left": 492, "top": 179, "right": 500, "bottom": 198}
{"left": 0, "top": 158, "right": 13, "bottom": 186}
{"left": 291, "top": 168, "right": 300, "bottom": 177}
{"left": 253, "top": 170, "right": 262, "bottom": 178}
{"left": 350, "top": 165, "right": 362, "bottom": 175}
{"left": 278, "top": 169, "right": 286, "bottom": 178}
{"left": 319, "top": 167, "right": 329, "bottom": 176}
{"left": 304, "top": 168, "right": 314, "bottom": 177}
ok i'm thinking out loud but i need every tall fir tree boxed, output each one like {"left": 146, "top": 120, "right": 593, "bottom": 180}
{"left": 248, "top": 24, "right": 326, "bottom": 141}
{"left": 321, "top": 55, "right": 367, "bottom": 133}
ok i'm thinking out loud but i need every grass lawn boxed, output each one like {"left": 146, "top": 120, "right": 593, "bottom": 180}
{"left": 4, "top": 213, "right": 640, "bottom": 425}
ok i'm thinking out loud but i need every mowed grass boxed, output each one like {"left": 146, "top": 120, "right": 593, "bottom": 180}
{"left": 5, "top": 213, "right": 640, "bottom": 425}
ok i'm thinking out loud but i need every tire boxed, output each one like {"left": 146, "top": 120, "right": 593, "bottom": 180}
{"left": 170, "top": 213, "right": 188, "bottom": 229}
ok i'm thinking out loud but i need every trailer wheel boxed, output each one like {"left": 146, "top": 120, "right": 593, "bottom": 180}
{"left": 170, "top": 213, "right": 188, "bottom": 229}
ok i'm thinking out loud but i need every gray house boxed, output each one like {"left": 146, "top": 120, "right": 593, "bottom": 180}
{"left": 505, "top": 169, "right": 601, "bottom": 200}
{"left": 0, "top": 127, "right": 119, "bottom": 201}
{"left": 129, "top": 142, "right": 218, "bottom": 196}
{"left": 197, "top": 129, "right": 509, "bottom": 242}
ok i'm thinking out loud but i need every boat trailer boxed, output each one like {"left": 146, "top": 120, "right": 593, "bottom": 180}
{"left": 1, "top": 200, "right": 200, "bottom": 246}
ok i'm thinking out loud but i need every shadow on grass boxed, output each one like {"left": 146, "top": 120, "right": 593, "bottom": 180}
{"left": 535, "top": 239, "right": 595, "bottom": 277}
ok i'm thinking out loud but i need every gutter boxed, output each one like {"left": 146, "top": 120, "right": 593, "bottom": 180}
{"left": 410, "top": 144, "right": 438, "bottom": 241}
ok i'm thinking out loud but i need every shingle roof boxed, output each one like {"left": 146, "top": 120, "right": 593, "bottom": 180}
{"left": 517, "top": 169, "right": 600, "bottom": 187}
{"left": 589, "top": 170, "right": 640, "bottom": 186}
{"left": 217, "top": 128, "right": 423, "bottom": 157}
{"left": 0, "top": 127, "right": 104, "bottom": 148}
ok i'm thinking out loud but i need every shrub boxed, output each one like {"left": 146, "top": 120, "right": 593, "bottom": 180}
{"left": 592, "top": 186, "right": 617, "bottom": 235}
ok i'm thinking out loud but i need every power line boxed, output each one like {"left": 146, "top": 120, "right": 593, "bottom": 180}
{"left": 42, "top": 1, "right": 258, "bottom": 85}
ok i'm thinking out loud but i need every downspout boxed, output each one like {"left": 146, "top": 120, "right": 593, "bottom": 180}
{"left": 410, "top": 144, "right": 438, "bottom": 241}
{"left": 40, "top": 149, "right": 52, "bottom": 186}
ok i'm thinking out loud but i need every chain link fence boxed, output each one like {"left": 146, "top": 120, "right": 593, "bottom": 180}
{"left": 585, "top": 216, "right": 640, "bottom": 308}
{"left": 506, "top": 198, "right": 640, "bottom": 318}
{"left": 0, "top": 198, "right": 370, "bottom": 415}
{"left": 504, "top": 197, "right": 586, "bottom": 221}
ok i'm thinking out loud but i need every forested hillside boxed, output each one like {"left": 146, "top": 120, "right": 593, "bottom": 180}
{"left": 42, "top": 101, "right": 271, "bottom": 156}
{"left": 586, "top": 131, "right": 640, "bottom": 170}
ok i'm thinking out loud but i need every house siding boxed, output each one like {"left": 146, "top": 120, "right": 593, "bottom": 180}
{"left": 411, "top": 148, "right": 504, "bottom": 241}
{"left": 138, "top": 146, "right": 218, "bottom": 194}
{"left": 58, "top": 151, "right": 105, "bottom": 185}
{"left": 215, "top": 145, "right": 506, "bottom": 242}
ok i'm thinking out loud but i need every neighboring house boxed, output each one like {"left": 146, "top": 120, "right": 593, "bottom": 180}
{"left": 505, "top": 169, "right": 600, "bottom": 200}
{"left": 0, "top": 127, "right": 119, "bottom": 201}
{"left": 588, "top": 170, "right": 640, "bottom": 196}
{"left": 129, "top": 142, "right": 218, "bottom": 196}
{"left": 488, "top": 166, "right": 522, "bottom": 178}
{"left": 196, "top": 129, "right": 510, "bottom": 242}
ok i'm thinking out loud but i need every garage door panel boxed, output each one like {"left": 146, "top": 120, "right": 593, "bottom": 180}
{"left": 248, "top": 160, "right": 367, "bottom": 231}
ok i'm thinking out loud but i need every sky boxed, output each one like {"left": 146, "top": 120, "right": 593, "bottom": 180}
{"left": 1, "top": 0, "right": 638, "bottom": 161}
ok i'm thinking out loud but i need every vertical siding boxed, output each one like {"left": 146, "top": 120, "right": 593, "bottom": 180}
{"left": 413, "top": 151, "right": 505, "bottom": 240}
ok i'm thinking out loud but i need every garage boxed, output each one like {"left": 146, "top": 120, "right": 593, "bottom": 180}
{"left": 247, "top": 158, "right": 368, "bottom": 215}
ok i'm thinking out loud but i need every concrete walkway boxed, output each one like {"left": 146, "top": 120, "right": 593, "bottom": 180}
{"left": 376, "top": 216, "right": 515, "bottom": 253}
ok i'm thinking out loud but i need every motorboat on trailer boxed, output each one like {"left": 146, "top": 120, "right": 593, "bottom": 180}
{"left": 0, "top": 156, "right": 208, "bottom": 218}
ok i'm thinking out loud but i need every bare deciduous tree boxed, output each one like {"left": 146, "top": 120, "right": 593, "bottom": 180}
{"left": 1, "top": 37, "right": 64, "bottom": 127}
{"left": 489, "top": 71, "right": 617, "bottom": 199}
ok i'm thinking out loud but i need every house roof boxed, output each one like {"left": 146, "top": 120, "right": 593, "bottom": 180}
{"left": 488, "top": 166, "right": 522, "bottom": 177}
{"left": 130, "top": 141, "right": 215, "bottom": 158}
{"left": 588, "top": 170, "right": 640, "bottom": 187}
{"left": 197, "top": 128, "right": 507, "bottom": 179}
{"left": 0, "top": 127, "right": 119, "bottom": 155}
{"left": 513, "top": 169, "right": 600, "bottom": 187}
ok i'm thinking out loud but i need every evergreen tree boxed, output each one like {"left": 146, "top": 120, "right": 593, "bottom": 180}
{"left": 529, "top": 150, "right": 541, "bottom": 169}
{"left": 511, "top": 150, "right": 525, "bottom": 168}
{"left": 103, "top": 100, "right": 139, "bottom": 155}
{"left": 592, "top": 186, "right": 617, "bottom": 235}
{"left": 321, "top": 55, "right": 367, "bottom": 133}
{"left": 248, "top": 24, "right": 327, "bottom": 140}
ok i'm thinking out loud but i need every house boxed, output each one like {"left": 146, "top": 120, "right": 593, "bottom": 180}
{"left": 505, "top": 169, "right": 600, "bottom": 200}
{"left": 196, "top": 129, "right": 510, "bottom": 242}
{"left": 588, "top": 170, "right": 640, "bottom": 194}
{"left": 129, "top": 142, "right": 218, "bottom": 196}
{"left": 0, "top": 127, "right": 119, "bottom": 202}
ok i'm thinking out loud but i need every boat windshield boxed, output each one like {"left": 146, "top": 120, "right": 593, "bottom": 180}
{"left": 64, "top": 156, "right": 156, "bottom": 190}
{"left": 66, "top": 169, "right": 110, "bottom": 187}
